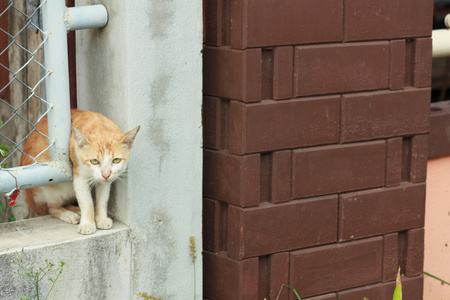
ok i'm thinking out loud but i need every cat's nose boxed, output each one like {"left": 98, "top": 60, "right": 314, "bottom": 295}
{"left": 101, "top": 168, "right": 111, "bottom": 180}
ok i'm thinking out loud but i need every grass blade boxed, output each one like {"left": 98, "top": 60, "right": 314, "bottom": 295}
{"left": 275, "top": 284, "right": 301, "bottom": 300}
{"left": 424, "top": 272, "right": 450, "bottom": 286}
{"left": 392, "top": 267, "right": 402, "bottom": 300}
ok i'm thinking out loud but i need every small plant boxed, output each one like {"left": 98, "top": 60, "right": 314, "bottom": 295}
{"left": 424, "top": 271, "right": 450, "bottom": 286}
{"left": 0, "top": 120, "right": 13, "bottom": 168}
{"left": 0, "top": 191, "right": 16, "bottom": 222}
{"left": 0, "top": 120, "right": 17, "bottom": 223}
{"left": 1, "top": 169, "right": 29, "bottom": 223}
{"left": 364, "top": 267, "right": 402, "bottom": 300}
{"left": 136, "top": 292, "right": 162, "bottom": 300}
{"left": 11, "top": 249, "right": 65, "bottom": 300}
{"left": 392, "top": 267, "right": 402, "bottom": 300}
{"left": 190, "top": 235, "right": 197, "bottom": 300}
{"left": 273, "top": 284, "right": 301, "bottom": 300}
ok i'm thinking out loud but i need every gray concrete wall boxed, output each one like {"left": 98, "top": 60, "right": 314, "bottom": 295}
{"left": 77, "top": 0, "right": 203, "bottom": 298}
{"left": 0, "top": 0, "right": 203, "bottom": 299}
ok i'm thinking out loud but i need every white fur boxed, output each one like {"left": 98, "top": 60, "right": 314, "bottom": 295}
{"left": 73, "top": 150, "right": 128, "bottom": 235}
{"left": 95, "top": 182, "right": 112, "bottom": 229}
{"left": 34, "top": 181, "right": 76, "bottom": 206}
{"left": 59, "top": 210, "right": 81, "bottom": 224}
{"left": 73, "top": 176, "right": 96, "bottom": 234}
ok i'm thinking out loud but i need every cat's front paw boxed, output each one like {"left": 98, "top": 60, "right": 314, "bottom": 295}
{"left": 60, "top": 211, "right": 80, "bottom": 224}
{"left": 77, "top": 222, "right": 97, "bottom": 235}
{"left": 95, "top": 217, "right": 113, "bottom": 230}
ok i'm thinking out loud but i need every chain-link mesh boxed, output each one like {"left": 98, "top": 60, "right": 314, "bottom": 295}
{"left": 0, "top": 0, "right": 52, "bottom": 168}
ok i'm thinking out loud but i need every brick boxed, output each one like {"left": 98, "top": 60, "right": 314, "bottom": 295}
{"left": 292, "top": 141, "right": 385, "bottom": 199}
{"left": 414, "top": 38, "right": 433, "bottom": 88}
{"left": 269, "top": 253, "right": 289, "bottom": 300}
{"left": 203, "top": 198, "right": 226, "bottom": 252}
{"left": 338, "top": 183, "right": 426, "bottom": 241}
{"left": 203, "top": 150, "right": 260, "bottom": 207}
{"left": 294, "top": 42, "right": 389, "bottom": 97}
{"left": 229, "top": 0, "right": 246, "bottom": 49}
{"left": 405, "top": 228, "right": 424, "bottom": 277}
{"left": 383, "top": 233, "right": 399, "bottom": 281}
{"left": 230, "top": 0, "right": 343, "bottom": 49}
{"left": 341, "top": 88, "right": 430, "bottom": 143}
{"left": 204, "top": 0, "right": 230, "bottom": 46}
{"left": 228, "top": 196, "right": 338, "bottom": 260}
{"left": 271, "top": 150, "right": 291, "bottom": 204}
{"left": 401, "top": 137, "right": 412, "bottom": 182}
{"left": 229, "top": 96, "right": 340, "bottom": 155}
{"left": 273, "top": 46, "right": 293, "bottom": 100}
{"left": 405, "top": 40, "right": 415, "bottom": 87}
{"left": 203, "top": 96, "right": 225, "bottom": 150}
{"left": 386, "top": 138, "right": 402, "bottom": 187}
{"left": 261, "top": 49, "right": 274, "bottom": 100}
{"left": 258, "top": 256, "right": 271, "bottom": 299}
{"left": 203, "top": 46, "right": 261, "bottom": 102}
{"left": 337, "top": 281, "right": 395, "bottom": 300}
{"left": 344, "top": 0, "right": 433, "bottom": 41}
{"left": 409, "top": 135, "right": 428, "bottom": 183}
{"left": 259, "top": 152, "right": 272, "bottom": 204}
{"left": 402, "top": 276, "right": 423, "bottom": 300}
{"left": 390, "top": 40, "right": 406, "bottom": 90}
{"left": 429, "top": 103, "right": 450, "bottom": 158}
{"left": 203, "top": 251, "right": 258, "bottom": 300}
{"left": 290, "top": 237, "right": 383, "bottom": 298}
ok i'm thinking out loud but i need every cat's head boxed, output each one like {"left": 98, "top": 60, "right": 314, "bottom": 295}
{"left": 71, "top": 126, "right": 140, "bottom": 183}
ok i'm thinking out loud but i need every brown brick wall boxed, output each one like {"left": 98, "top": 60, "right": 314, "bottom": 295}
{"left": 203, "top": 0, "right": 432, "bottom": 299}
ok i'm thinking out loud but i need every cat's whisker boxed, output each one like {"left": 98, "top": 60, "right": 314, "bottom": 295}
{"left": 87, "top": 177, "right": 98, "bottom": 190}
{"left": 119, "top": 168, "right": 129, "bottom": 176}
{"left": 115, "top": 175, "right": 129, "bottom": 184}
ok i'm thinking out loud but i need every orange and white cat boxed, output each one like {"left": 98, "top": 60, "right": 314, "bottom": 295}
{"left": 20, "top": 109, "right": 140, "bottom": 235}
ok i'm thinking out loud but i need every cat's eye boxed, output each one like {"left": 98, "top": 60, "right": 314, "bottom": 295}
{"left": 90, "top": 159, "right": 100, "bottom": 165}
{"left": 112, "top": 158, "right": 122, "bottom": 164}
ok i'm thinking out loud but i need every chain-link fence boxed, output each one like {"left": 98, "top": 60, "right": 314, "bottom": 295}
{"left": 0, "top": 1, "right": 108, "bottom": 221}
{"left": 0, "top": 0, "right": 72, "bottom": 197}
{"left": 0, "top": 0, "right": 52, "bottom": 170}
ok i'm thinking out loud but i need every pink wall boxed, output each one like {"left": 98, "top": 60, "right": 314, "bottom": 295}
{"left": 425, "top": 155, "right": 450, "bottom": 299}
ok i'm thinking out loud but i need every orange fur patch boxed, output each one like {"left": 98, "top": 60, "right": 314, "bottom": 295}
{"left": 20, "top": 109, "right": 137, "bottom": 217}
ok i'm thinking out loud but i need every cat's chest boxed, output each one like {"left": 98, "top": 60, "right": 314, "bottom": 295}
{"left": 34, "top": 181, "right": 76, "bottom": 205}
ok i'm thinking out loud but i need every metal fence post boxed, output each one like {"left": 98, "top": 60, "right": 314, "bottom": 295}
{"left": 0, "top": 2, "right": 107, "bottom": 193}
{"left": 41, "top": 0, "right": 72, "bottom": 173}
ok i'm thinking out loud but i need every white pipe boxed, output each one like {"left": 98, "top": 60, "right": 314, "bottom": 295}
{"left": 432, "top": 29, "right": 450, "bottom": 58}
{"left": 41, "top": 0, "right": 73, "bottom": 179}
{"left": 64, "top": 5, "right": 108, "bottom": 31}
{"left": 433, "top": 14, "right": 450, "bottom": 58}
{"left": 0, "top": 164, "right": 72, "bottom": 194}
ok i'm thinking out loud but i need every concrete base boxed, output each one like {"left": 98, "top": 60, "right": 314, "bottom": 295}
{"left": 0, "top": 216, "right": 131, "bottom": 300}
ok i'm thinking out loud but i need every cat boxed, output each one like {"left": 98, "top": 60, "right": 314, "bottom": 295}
{"left": 20, "top": 108, "right": 140, "bottom": 235}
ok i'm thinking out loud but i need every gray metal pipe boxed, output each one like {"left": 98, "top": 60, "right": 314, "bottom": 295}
{"left": 64, "top": 5, "right": 108, "bottom": 31}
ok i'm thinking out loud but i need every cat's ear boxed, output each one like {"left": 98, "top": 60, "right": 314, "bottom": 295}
{"left": 122, "top": 126, "right": 140, "bottom": 149}
{"left": 72, "top": 126, "right": 90, "bottom": 148}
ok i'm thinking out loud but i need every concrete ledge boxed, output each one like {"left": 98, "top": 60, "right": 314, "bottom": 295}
{"left": 0, "top": 216, "right": 131, "bottom": 299}
{"left": 0, "top": 216, "right": 128, "bottom": 252}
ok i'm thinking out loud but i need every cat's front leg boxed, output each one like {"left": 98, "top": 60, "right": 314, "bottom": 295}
{"left": 73, "top": 176, "right": 96, "bottom": 235}
{"left": 95, "top": 182, "right": 113, "bottom": 230}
